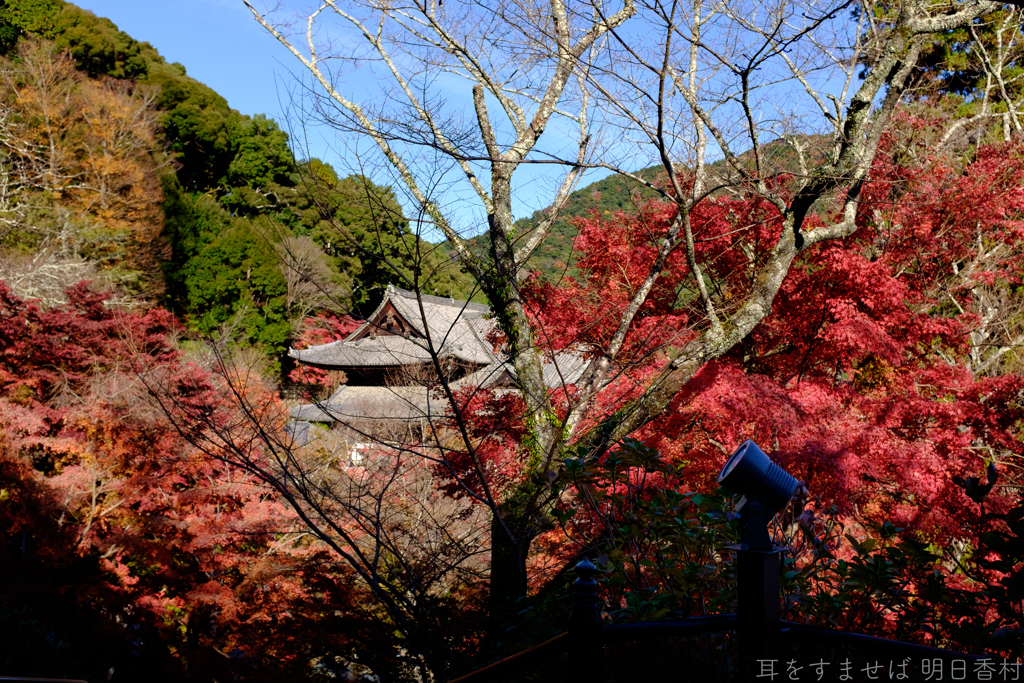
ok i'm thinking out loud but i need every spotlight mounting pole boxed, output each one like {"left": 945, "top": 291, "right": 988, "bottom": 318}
{"left": 732, "top": 532, "right": 784, "bottom": 666}
{"left": 717, "top": 440, "right": 800, "bottom": 671}
{"left": 741, "top": 498, "right": 773, "bottom": 551}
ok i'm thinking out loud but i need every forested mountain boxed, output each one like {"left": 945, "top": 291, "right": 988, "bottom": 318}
{"left": 500, "top": 169, "right": 662, "bottom": 275}
{"left": 0, "top": 0, "right": 472, "bottom": 359}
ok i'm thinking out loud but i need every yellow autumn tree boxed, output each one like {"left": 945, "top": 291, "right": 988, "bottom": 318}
{"left": 0, "top": 39, "right": 165, "bottom": 301}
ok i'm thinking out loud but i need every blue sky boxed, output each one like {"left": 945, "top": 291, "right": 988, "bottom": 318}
{"left": 72, "top": 1, "right": 524, "bottom": 236}
{"left": 76, "top": 0, "right": 295, "bottom": 124}
{"left": 72, "top": 1, "right": 476, "bottom": 233}
{"left": 69, "top": 1, "right": 854, "bottom": 240}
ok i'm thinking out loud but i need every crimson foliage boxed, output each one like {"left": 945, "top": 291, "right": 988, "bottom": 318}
{"left": 0, "top": 282, "right": 380, "bottom": 681}
{"left": 526, "top": 135, "right": 1024, "bottom": 541}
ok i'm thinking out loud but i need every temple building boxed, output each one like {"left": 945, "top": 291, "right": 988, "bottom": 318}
{"left": 289, "top": 285, "right": 587, "bottom": 437}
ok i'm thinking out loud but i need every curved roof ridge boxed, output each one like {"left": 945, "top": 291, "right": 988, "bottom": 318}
{"left": 391, "top": 285, "right": 491, "bottom": 314}
{"left": 290, "top": 285, "right": 496, "bottom": 366}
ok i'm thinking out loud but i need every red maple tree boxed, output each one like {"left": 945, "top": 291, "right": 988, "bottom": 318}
{"left": 524, "top": 133, "right": 1024, "bottom": 541}
{"left": 0, "top": 282, "right": 381, "bottom": 680}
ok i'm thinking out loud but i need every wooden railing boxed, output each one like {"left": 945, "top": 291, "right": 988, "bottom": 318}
{"left": 450, "top": 556, "right": 1019, "bottom": 682}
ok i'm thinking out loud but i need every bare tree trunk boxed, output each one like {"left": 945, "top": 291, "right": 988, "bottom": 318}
{"left": 489, "top": 503, "right": 535, "bottom": 607}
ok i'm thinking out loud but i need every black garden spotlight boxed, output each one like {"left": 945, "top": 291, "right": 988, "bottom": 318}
{"left": 717, "top": 440, "right": 800, "bottom": 551}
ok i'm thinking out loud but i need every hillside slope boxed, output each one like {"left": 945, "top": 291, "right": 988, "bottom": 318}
{"left": 0, "top": 0, "right": 473, "bottom": 359}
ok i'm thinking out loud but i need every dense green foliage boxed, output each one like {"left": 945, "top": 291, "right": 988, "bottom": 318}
{"left": 0, "top": 0, "right": 473, "bottom": 359}
{"left": 894, "top": 8, "right": 1023, "bottom": 104}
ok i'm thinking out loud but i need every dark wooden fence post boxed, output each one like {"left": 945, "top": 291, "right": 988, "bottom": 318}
{"left": 567, "top": 558, "right": 602, "bottom": 682}
{"left": 736, "top": 545, "right": 784, "bottom": 674}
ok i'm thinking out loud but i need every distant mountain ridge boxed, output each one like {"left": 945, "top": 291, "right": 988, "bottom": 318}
{"left": 469, "top": 134, "right": 827, "bottom": 276}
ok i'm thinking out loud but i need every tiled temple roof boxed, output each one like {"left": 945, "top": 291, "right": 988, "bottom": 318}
{"left": 288, "top": 286, "right": 593, "bottom": 425}
{"left": 290, "top": 385, "right": 448, "bottom": 422}
{"left": 290, "top": 351, "right": 590, "bottom": 424}
{"left": 288, "top": 285, "right": 496, "bottom": 368}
